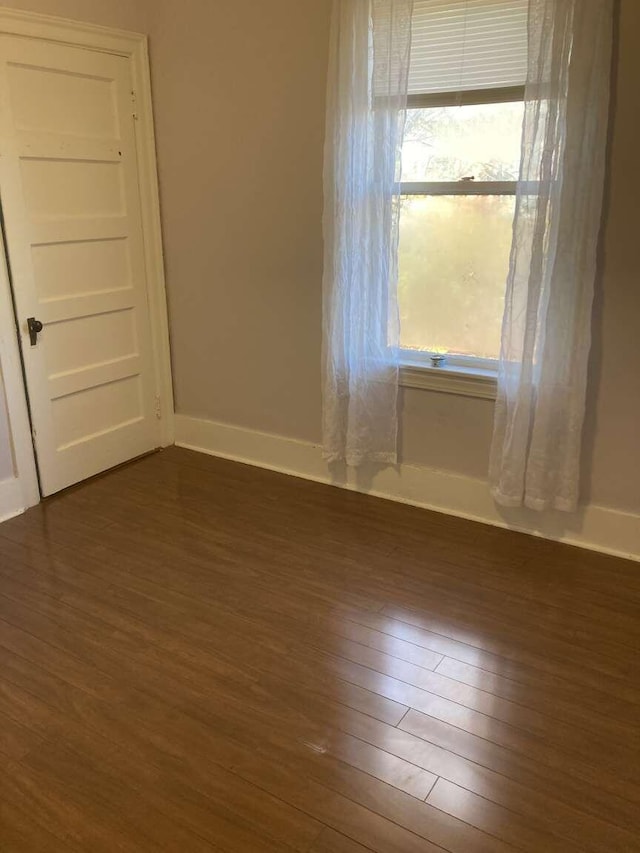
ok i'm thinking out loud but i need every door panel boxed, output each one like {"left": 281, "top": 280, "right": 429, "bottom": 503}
{"left": 31, "top": 237, "right": 132, "bottom": 302}
{"left": 0, "top": 36, "right": 160, "bottom": 495}
{"left": 20, "top": 159, "right": 125, "bottom": 218}
{"left": 7, "top": 62, "right": 117, "bottom": 137}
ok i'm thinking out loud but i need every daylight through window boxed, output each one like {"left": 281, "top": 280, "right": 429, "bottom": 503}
{"left": 398, "top": 0, "right": 528, "bottom": 364}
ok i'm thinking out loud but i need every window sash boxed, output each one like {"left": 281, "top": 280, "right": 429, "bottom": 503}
{"left": 407, "top": 85, "right": 525, "bottom": 110}
{"left": 400, "top": 180, "right": 517, "bottom": 196}
{"left": 401, "top": 90, "right": 527, "bottom": 194}
{"left": 398, "top": 92, "right": 524, "bottom": 369}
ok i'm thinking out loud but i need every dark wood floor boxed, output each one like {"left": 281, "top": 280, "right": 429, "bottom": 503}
{"left": 0, "top": 447, "right": 639, "bottom": 852}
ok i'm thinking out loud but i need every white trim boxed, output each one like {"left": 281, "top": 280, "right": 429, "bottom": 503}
{"left": 0, "top": 224, "right": 40, "bottom": 511}
{"left": 175, "top": 414, "right": 640, "bottom": 563}
{"left": 401, "top": 181, "right": 517, "bottom": 196}
{"left": 0, "top": 475, "right": 26, "bottom": 522}
{"left": 400, "top": 362, "right": 497, "bottom": 400}
{"left": 0, "top": 7, "right": 146, "bottom": 53}
{"left": 0, "top": 7, "right": 174, "bottom": 517}
{"left": 129, "top": 36, "right": 175, "bottom": 447}
{"left": 406, "top": 85, "right": 526, "bottom": 110}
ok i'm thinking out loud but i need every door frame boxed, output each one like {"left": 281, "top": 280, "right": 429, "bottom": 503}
{"left": 0, "top": 7, "right": 174, "bottom": 517}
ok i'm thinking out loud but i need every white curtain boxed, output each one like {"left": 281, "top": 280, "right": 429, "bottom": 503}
{"left": 322, "top": 0, "right": 413, "bottom": 466}
{"left": 490, "top": 0, "right": 614, "bottom": 512}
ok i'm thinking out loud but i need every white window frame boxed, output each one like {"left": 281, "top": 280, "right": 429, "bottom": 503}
{"left": 398, "top": 86, "right": 525, "bottom": 400}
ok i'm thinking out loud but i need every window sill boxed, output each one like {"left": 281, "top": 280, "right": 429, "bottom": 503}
{"left": 399, "top": 360, "right": 498, "bottom": 400}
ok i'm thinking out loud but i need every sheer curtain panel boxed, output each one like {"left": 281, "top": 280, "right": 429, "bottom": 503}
{"left": 490, "top": 0, "right": 614, "bottom": 512}
{"left": 322, "top": 0, "right": 413, "bottom": 465}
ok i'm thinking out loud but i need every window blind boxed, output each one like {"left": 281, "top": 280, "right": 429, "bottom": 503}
{"left": 409, "top": 0, "right": 528, "bottom": 97}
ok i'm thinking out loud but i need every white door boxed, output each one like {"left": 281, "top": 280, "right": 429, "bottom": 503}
{"left": 0, "top": 36, "right": 162, "bottom": 496}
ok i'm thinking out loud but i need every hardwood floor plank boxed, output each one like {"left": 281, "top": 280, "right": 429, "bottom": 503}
{"left": 0, "top": 781, "right": 85, "bottom": 853}
{"left": 427, "top": 778, "right": 636, "bottom": 853}
{"left": 20, "top": 744, "right": 222, "bottom": 853}
{"left": 434, "top": 653, "right": 630, "bottom": 720}
{"left": 381, "top": 603, "right": 640, "bottom": 688}
{"left": 0, "top": 621, "right": 501, "bottom": 853}
{"left": 343, "top": 607, "right": 640, "bottom": 706}
{"left": 398, "top": 691, "right": 639, "bottom": 784}
{"left": 0, "top": 446, "right": 638, "bottom": 851}
{"left": 330, "top": 612, "right": 640, "bottom": 723}
{"left": 310, "top": 827, "right": 377, "bottom": 852}
{"left": 0, "top": 565, "right": 410, "bottom": 728}
{"left": 0, "top": 624, "right": 488, "bottom": 850}
{"left": 3, "top": 524, "right": 635, "bottom": 719}
{"left": 0, "top": 636, "right": 431, "bottom": 853}
{"left": 0, "top": 657, "right": 321, "bottom": 853}
{"left": 1, "top": 544, "right": 636, "bottom": 824}
{"left": 396, "top": 708, "right": 640, "bottom": 829}
{"left": 10, "top": 527, "right": 631, "bottom": 734}
{"left": 0, "top": 802, "right": 81, "bottom": 852}
{"left": 380, "top": 545, "right": 640, "bottom": 656}
{"left": 1, "top": 548, "right": 636, "bottom": 828}
{"left": 326, "top": 634, "right": 638, "bottom": 747}
{"left": 320, "top": 652, "right": 639, "bottom": 774}
{"left": 2, "top": 758, "right": 170, "bottom": 853}
{"left": 427, "top": 779, "right": 575, "bottom": 853}
{"left": 322, "top": 615, "right": 447, "bottom": 669}
{"left": 256, "top": 671, "right": 640, "bottom": 827}
{"left": 0, "top": 708, "right": 43, "bottom": 761}
{"left": 300, "top": 728, "right": 438, "bottom": 800}
{"left": 206, "top": 683, "right": 636, "bottom": 853}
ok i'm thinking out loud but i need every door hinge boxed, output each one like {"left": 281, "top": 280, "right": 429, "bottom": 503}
{"left": 131, "top": 89, "right": 139, "bottom": 121}
{"left": 155, "top": 395, "right": 162, "bottom": 420}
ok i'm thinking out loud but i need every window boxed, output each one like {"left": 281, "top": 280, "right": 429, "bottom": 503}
{"left": 398, "top": 0, "right": 528, "bottom": 388}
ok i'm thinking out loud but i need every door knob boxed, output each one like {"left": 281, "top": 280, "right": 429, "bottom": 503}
{"left": 27, "top": 317, "right": 43, "bottom": 346}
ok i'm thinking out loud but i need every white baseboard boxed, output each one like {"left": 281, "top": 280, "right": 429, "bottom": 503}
{"left": 0, "top": 475, "right": 26, "bottom": 523}
{"left": 175, "top": 414, "right": 640, "bottom": 563}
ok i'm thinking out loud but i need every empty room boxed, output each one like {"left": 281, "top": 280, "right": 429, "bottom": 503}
{"left": 0, "top": 0, "right": 638, "bottom": 851}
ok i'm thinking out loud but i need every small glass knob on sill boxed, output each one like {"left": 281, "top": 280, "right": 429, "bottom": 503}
{"left": 430, "top": 354, "right": 446, "bottom": 368}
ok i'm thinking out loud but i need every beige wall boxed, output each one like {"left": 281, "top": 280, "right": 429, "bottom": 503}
{"left": 581, "top": 0, "right": 640, "bottom": 512}
{"left": 148, "top": 0, "right": 328, "bottom": 440}
{"left": 149, "top": 0, "right": 639, "bottom": 515}
{"left": 0, "top": 0, "right": 149, "bottom": 31}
